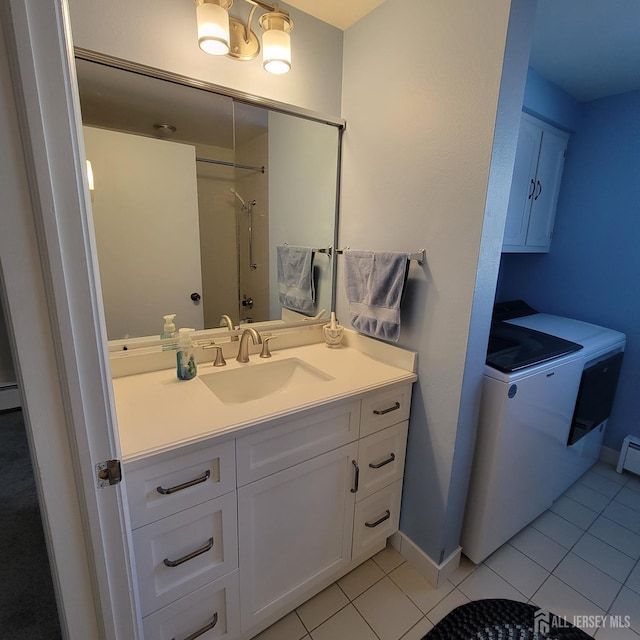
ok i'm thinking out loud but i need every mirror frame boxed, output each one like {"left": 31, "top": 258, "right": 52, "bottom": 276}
{"left": 74, "top": 47, "right": 346, "bottom": 350}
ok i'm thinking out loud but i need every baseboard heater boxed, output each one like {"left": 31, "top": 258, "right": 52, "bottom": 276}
{"left": 617, "top": 435, "right": 640, "bottom": 476}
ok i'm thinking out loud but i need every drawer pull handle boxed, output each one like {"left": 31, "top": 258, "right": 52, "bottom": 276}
{"left": 171, "top": 611, "right": 218, "bottom": 640}
{"left": 157, "top": 469, "right": 211, "bottom": 495}
{"left": 351, "top": 460, "right": 360, "bottom": 493}
{"left": 365, "top": 509, "right": 391, "bottom": 528}
{"left": 373, "top": 402, "right": 400, "bottom": 416}
{"left": 369, "top": 453, "right": 396, "bottom": 469}
{"left": 163, "top": 537, "right": 214, "bottom": 568}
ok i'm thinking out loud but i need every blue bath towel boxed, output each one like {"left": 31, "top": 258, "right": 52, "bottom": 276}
{"left": 277, "top": 245, "right": 316, "bottom": 314}
{"left": 344, "top": 250, "right": 409, "bottom": 342}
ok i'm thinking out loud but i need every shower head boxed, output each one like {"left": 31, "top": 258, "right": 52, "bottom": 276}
{"left": 229, "top": 188, "right": 246, "bottom": 207}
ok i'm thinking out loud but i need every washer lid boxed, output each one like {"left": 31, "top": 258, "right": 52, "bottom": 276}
{"left": 486, "top": 321, "right": 583, "bottom": 373}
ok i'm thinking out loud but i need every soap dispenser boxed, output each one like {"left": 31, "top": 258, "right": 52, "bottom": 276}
{"left": 176, "top": 328, "right": 197, "bottom": 380}
{"left": 161, "top": 314, "right": 178, "bottom": 350}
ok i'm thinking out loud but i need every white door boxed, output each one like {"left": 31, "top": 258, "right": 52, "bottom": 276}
{"left": 237, "top": 442, "right": 358, "bottom": 632}
{"left": 2, "top": 1, "right": 139, "bottom": 638}
{"left": 83, "top": 126, "right": 204, "bottom": 340}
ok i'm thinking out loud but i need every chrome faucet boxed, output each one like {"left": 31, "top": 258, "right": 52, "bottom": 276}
{"left": 219, "top": 314, "right": 238, "bottom": 341}
{"left": 236, "top": 327, "right": 262, "bottom": 363}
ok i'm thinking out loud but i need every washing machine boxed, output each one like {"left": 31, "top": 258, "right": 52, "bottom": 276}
{"left": 461, "top": 301, "right": 625, "bottom": 564}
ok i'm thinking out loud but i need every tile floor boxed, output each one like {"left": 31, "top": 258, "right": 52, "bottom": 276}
{"left": 252, "top": 461, "right": 640, "bottom": 640}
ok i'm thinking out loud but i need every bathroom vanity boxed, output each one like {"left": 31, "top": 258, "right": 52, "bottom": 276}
{"left": 111, "top": 330, "right": 416, "bottom": 639}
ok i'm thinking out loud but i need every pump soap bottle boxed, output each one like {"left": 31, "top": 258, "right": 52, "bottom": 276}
{"left": 176, "top": 328, "right": 197, "bottom": 380}
{"left": 161, "top": 314, "right": 178, "bottom": 350}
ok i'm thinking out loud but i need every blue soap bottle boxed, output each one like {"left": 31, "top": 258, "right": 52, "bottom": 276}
{"left": 176, "top": 328, "right": 197, "bottom": 380}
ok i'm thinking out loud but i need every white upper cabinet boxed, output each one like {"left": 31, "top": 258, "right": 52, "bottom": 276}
{"left": 502, "top": 113, "right": 570, "bottom": 253}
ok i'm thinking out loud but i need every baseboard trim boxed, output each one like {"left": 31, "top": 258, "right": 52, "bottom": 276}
{"left": 0, "top": 385, "right": 21, "bottom": 411}
{"left": 390, "top": 531, "right": 461, "bottom": 588}
{"left": 599, "top": 445, "right": 619, "bottom": 467}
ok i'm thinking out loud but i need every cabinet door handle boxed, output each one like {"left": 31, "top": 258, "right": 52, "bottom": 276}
{"left": 369, "top": 453, "right": 396, "bottom": 469}
{"left": 528, "top": 178, "right": 535, "bottom": 199}
{"left": 171, "top": 612, "right": 218, "bottom": 640}
{"left": 351, "top": 460, "right": 360, "bottom": 493}
{"left": 163, "top": 537, "right": 214, "bottom": 567}
{"left": 373, "top": 402, "right": 400, "bottom": 416}
{"left": 534, "top": 180, "right": 542, "bottom": 200}
{"left": 365, "top": 509, "right": 391, "bottom": 528}
{"left": 157, "top": 469, "right": 210, "bottom": 495}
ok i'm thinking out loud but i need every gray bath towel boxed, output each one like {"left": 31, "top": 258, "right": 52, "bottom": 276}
{"left": 277, "top": 245, "right": 316, "bottom": 314}
{"left": 344, "top": 250, "right": 409, "bottom": 342}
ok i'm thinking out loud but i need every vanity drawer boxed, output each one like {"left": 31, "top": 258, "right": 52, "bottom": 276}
{"left": 126, "top": 440, "right": 236, "bottom": 528}
{"left": 236, "top": 399, "right": 360, "bottom": 486}
{"left": 360, "top": 384, "right": 412, "bottom": 437}
{"left": 352, "top": 480, "right": 403, "bottom": 560}
{"left": 357, "top": 421, "right": 408, "bottom": 501}
{"left": 133, "top": 492, "right": 238, "bottom": 616}
{"left": 142, "top": 569, "right": 240, "bottom": 640}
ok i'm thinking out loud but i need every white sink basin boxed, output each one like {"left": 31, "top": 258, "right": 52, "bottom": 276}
{"left": 199, "top": 357, "right": 334, "bottom": 405}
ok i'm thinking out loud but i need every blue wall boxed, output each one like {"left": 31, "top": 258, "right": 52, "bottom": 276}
{"left": 497, "top": 72, "right": 640, "bottom": 451}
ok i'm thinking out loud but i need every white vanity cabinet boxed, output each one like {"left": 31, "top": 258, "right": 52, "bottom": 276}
{"left": 122, "top": 377, "right": 413, "bottom": 640}
{"left": 502, "top": 113, "right": 570, "bottom": 253}
{"left": 125, "top": 441, "right": 241, "bottom": 639}
{"left": 236, "top": 383, "right": 411, "bottom": 634}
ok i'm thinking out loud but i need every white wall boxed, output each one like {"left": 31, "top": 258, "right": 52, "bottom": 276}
{"left": 339, "top": 0, "right": 518, "bottom": 563}
{"left": 68, "top": 0, "right": 344, "bottom": 117}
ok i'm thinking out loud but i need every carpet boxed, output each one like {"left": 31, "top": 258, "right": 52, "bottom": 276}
{"left": 423, "top": 599, "right": 594, "bottom": 639}
{"left": 0, "top": 409, "right": 62, "bottom": 640}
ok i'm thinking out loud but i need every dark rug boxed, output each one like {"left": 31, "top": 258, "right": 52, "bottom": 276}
{"left": 0, "top": 409, "right": 62, "bottom": 640}
{"left": 423, "top": 599, "right": 593, "bottom": 639}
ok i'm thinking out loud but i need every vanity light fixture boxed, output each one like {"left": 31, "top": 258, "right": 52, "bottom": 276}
{"left": 194, "top": 0, "right": 294, "bottom": 74}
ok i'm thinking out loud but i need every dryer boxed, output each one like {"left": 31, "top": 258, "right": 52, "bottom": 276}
{"left": 461, "top": 301, "right": 625, "bottom": 564}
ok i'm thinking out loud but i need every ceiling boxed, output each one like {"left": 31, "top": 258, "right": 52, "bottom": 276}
{"left": 522, "top": 0, "right": 640, "bottom": 102}
{"left": 288, "top": 0, "right": 640, "bottom": 103}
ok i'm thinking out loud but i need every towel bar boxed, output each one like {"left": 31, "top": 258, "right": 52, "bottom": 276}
{"left": 336, "top": 247, "right": 426, "bottom": 265}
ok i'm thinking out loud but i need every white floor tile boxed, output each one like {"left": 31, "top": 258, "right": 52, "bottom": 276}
{"left": 338, "top": 559, "right": 385, "bottom": 600}
{"left": 615, "top": 487, "right": 640, "bottom": 512}
{"left": 388, "top": 561, "right": 454, "bottom": 614}
{"left": 296, "top": 584, "right": 349, "bottom": 632}
{"left": 353, "top": 577, "right": 422, "bottom": 640}
{"left": 572, "top": 533, "right": 636, "bottom": 583}
{"left": 372, "top": 544, "right": 406, "bottom": 574}
{"left": 596, "top": 626, "right": 640, "bottom": 639}
{"left": 624, "top": 563, "right": 640, "bottom": 595}
{"left": 447, "top": 555, "right": 478, "bottom": 585}
{"left": 457, "top": 564, "right": 526, "bottom": 602}
{"left": 591, "top": 462, "right": 629, "bottom": 486}
{"left": 579, "top": 470, "right": 625, "bottom": 499}
{"left": 566, "top": 482, "right": 614, "bottom": 513}
{"left": 532, "top": 575, "right": 606, "bottom": 628}
{"left": 531, "top": 510, "right": 584, "bottom": 549}
{"left": 624, "top": 476, "right": 640, "bottom": 495}
{"left": 553, "top": 553, "right": 622, "bottom": 611}
{"left": 589, "top": 516, "right": 640, "bottom": 559}
{"left": 609, "top": 587, "right": 640, "bottom": 634}
{"left": 310, "top": 605, "right": 377, "bottom": 640}
{"left": 425, "top": 589, "right": 470, "bottom": 626}
{"left": 484, "top": 543, "right": 549, "bottom": 598}
{"left": 252, "top": 612, "right": 308, "bottom": 640}
{"left": 603, "top": 501, "right": 640, "bottom": 535}
{"left": 510, "top": 525, "right": 569, "bottom": 571}
{"left": 551, "top": 495, "right": 600, "bottom": 530}
{"left": 400, "top": 617, "right": 434, "bottom": 640}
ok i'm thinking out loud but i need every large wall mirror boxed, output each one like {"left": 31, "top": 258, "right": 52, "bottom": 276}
{"left": 74, "top": 51, "right": 343, "bottom": 344}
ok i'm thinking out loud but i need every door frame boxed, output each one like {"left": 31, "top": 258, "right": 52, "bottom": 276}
{"left": 1, "top": 1, "right": 139, "bottom": 638}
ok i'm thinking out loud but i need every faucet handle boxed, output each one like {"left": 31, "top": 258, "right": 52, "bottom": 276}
{"left": 203, "top": 343, "right": 226, "bottom": 367}
{"left": 260, "top": 336, "right": 277, "bottom": 359}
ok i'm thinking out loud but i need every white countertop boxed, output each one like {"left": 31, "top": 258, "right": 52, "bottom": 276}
{"left": 112, "top": 340, "right": 417, "bottom": 461}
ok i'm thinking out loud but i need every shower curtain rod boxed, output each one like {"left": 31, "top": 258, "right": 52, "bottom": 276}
{"left": 196, "top": 156, "right": 265, "bottom": 173}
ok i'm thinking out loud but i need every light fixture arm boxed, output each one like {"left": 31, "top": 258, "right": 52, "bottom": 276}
{"left": 242, "top": 3, "right": 258, "bottom": 45}
{"left": 244, "top": 0, "right": 289, "bottom": 18}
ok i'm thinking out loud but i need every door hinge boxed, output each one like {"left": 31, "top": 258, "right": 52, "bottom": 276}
{"left": 96, "top": 459, "right": 122, "bottom": 488}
